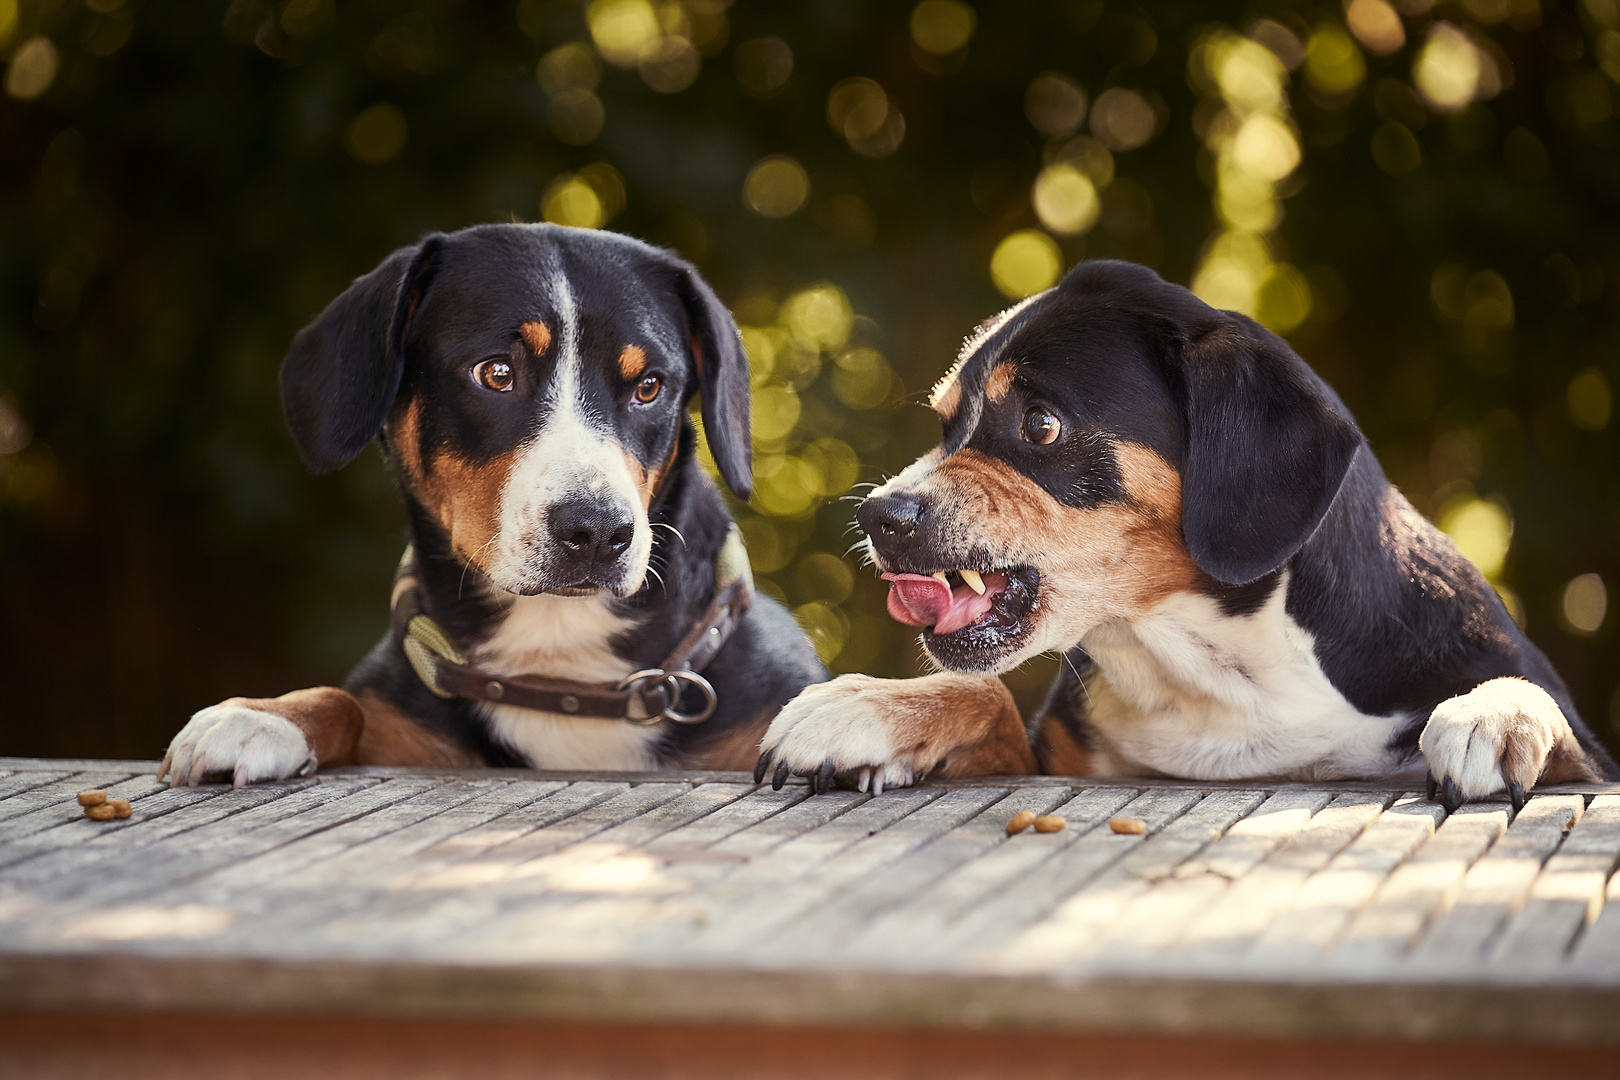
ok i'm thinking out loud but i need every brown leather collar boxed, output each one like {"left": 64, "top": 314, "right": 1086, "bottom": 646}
{"left": 391, "top": 527, "right": 753, "bottom": 726}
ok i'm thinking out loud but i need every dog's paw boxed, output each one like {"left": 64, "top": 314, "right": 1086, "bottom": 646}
{"left": 1419, "top": 677, "right": 1595, "bottom": 812}
{"left": 753, "top": 675, "right": 939, "bottom": 795}
{"left": 159, "top": 703, "right": 317, "bottom": 789}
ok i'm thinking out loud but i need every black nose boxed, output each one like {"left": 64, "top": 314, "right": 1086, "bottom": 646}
{"left": 858, "top": 492, "right": 926, "bottom": 544}
{"left": 549, "top": 501, "right": 635, "bottom": 567}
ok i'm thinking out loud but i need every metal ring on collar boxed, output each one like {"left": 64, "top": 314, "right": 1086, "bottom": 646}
{"left": 659, "top": 669, "right": 717, "bottom": 724}
{"left": 617, "top": 668, "right": 681, "bottom": 726}
{"left": 615, "top": 668, "right": 717, "bottom": 725}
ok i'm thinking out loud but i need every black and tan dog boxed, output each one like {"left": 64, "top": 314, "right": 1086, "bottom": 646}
{"left": 756, "top": 260, "right": 1616, "bottom": 807}
{"left": 161, "top": 224, "right": 823, "bottom": 786}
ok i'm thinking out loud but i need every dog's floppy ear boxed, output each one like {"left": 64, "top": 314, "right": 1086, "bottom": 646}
{"left": 1175, "top": 315, "right": 1363, "bottom": 586}
{"left": 670, "top": 259, "right": 752, "bottom": 499}
{"left": 280, "top": 237, "right": 443, "bottom": 474}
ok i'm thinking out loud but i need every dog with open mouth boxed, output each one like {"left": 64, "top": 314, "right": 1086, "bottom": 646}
{"left": 160, "top": 223, "right": 824, "bottom": 787}
{"left": 756, "top": 259, "right": 1616, "bottom": 807}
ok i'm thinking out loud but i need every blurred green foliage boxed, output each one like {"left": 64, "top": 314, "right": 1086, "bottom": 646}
{"left": 0, "top": 0, "right": 1616, "bottom": 761}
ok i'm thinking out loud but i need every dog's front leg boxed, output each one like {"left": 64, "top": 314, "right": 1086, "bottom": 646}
{"left": 1419, "top": 677, "right": 1599, "bottom": 811}
{"left": 159, "top": 687, "right": 363, "bottom": 788}
{"left": 753, "top": 672, "right": 1038, "bottom": 793}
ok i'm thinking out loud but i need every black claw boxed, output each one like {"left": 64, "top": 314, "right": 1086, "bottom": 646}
{"left": 772, "top": 759, "right": 790, "bottom": 791}
{"left": 1425, "top": 772, "right": 1438, "bottom": 802}
{"left": 1442, "top": 777, "right": 1462, "bottom": 814}
{"left": 1509, "top": 781, "right": 1525, "bottom": 814}
{"left": 753, "top": 752, "right": 771, "bottom": 785}
{"left": 817, "top": 759, "right": 836, "bottom": 794}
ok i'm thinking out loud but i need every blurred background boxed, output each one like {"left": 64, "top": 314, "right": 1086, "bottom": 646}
{"left": 0, "top": 0, "right": 1615, "bottom": 761}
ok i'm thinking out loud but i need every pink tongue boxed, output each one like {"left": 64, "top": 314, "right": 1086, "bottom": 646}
{"left": 882, "top": 573, "right": 999, "bottom": 635}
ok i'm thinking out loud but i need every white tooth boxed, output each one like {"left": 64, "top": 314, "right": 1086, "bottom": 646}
{"left": 931, "top": 572, "right": 949, "bottom": 584}
{"left": 960, "top": 569, "right": 986, "bottom": 595}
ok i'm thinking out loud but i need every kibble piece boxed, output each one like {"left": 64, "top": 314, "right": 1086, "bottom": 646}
{"left": 1006, "top": 809, "right": 1037, "bottom": 835}
{"left": 108, "top": 799, "right": 133, "bottom": 819}
{"left": 84, "top": 803, "right": 117, "bottom": 821}
{"left": 1033, "top": 814, "right": 1067, "bottom": 833}
{"left": 77, "top": 790, "right": 107, "bottom": 807}
{"left": 1109, "top": 816, "right": 1147, "bottom": 835}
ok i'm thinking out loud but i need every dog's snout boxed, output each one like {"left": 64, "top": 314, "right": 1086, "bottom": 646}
{"left": 549, "top": 501, "right": 635, "bottom": 566}
{"left": 858, "top": 492, "right": 926, "bottom": 542}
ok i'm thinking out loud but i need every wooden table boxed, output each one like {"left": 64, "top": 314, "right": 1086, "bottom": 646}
{"left": 0, "top": 757, "right": 1617, "bottom": 1078}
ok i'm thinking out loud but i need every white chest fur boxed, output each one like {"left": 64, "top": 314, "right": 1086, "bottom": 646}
{"left": 1079, "top": 575, "right": 1415, "bottom": 782}
{"left": 473, "top": 592, "right": 663, "bottom": 771}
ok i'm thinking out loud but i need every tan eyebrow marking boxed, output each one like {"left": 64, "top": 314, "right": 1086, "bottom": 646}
{"left": 985, "top": 360, "right": 1018, "bottom": 402}
{"left": 618, "top": 344, "right": 648, "bottom": 381}
{"left": 519, "top": 321, "right": 551, "bottom": 354}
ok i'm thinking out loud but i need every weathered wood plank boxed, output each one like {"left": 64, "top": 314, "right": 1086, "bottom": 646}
{"left": 1331, "top": 802, "right": 1510, "bottom": 966}
{"left": 0, "top": 774, "right": 167, "bottom": 849}
{"left": 1492, "top": 794, "right": 1620, "bottom": 970}
{"left": 1248, "top": 794, "right": 1443, "bottom": 964}
{"left": 0, "top": 778, "right": 389, "bottom": 939}
{"left": 697, "top": 787, "right": 1009, "bottom": 958}
{"left": 1176, "top": 792, "right": 1393, "bottom": 958}
{"left": 0, "top": 781, "right": 313, "bottom": 886}
{"left": 786, "top": 786, "right": 1073, "bottom": 960}
{"left": 1075, "top": 789, "right": 1335, "bottom": 960}
{"left": 1409, "top": 794, "right": 1585, "bottom": 966}
{"left": 844, "top": 785, "right": 1090, "bottom": 959}
{"left": 951, "top": 787, "right": 1200, "bottom": 964}
{"left": 0, "top": 771, "right": 134, "bottom": 824}
{"left": 640, "top": 784, "right": 811, "bottom": 857}
{"left": 1006, "top": 790, "right": 1265, "bottom": 970}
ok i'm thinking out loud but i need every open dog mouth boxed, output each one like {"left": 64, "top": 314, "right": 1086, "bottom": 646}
{"left": 880, "top": 564, "right": 1039, "bottom": 665}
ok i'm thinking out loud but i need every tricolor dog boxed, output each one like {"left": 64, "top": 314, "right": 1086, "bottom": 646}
{"left": 756, "top": 260, "right": 1616, "bottom": 807}
{"left": 161, "top": 224, "right": 823, "bottom": 785}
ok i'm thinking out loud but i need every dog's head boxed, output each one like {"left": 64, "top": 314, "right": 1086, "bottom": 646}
{"left": 280, "top": 224, "right": 751, "bottom": 597}
{"left": 858, "top": 260, "right": 1363, "bottom": 673}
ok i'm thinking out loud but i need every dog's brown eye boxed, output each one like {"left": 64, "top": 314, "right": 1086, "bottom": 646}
{"left": 474, "top": 360, "right": 514, "bottom": 392}
{"left": 634, "top": 374, "right": 661, "bottom": 404}
{"left": 1021, "top": 407, "right": 1061, "bottom": 445}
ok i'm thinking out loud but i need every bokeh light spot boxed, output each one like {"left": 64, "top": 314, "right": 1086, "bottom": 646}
{"left": 743, "top": 155, "right": 810, "bottom": 218}
{"left": 639, "top": 35, "right": 701, "bottom": 93}
{"left": 780, "top": 285, "right": 852, "bottom": 351}
{"left": 1562, "top": 573, "right": 1608, "bottom": 636}
{"left": 1347, "top": 0, "right": 1406, "bottom": 56}
{"left": 1371, "top": 121, "right": 1422, "bottom": 174}
{"left": 542, "top": 165, "right": 626, "bottom": 229}
{"left": 1414, "top": 23, "right": 1482, "bottom": 113}
{"left": 587, "top": 0, "right": 659, "bottom": 68}
{"left": 797, "top": 551, "right": 856, "bottom": 605}
{"left": 1231, "top": 114, "right": 1301, "bottom": 181}
{"left": 1438, "top": 495, "right": 1512, "bottom": 580}
{"left": 344, "top": 103, "right": 408, "bottom": 164}
{"left": 735, "top": 36, "right": 792, "bottom": 97}
{"left": 793, "top": 600, "right": 849, "bottom": 663}
{"left": 1025, "top": 73, "right": 1088, "bottom": 138}
{"left": 1088, "top": 87, "right": 1157, "bottom": 151}
{"left": 832, "top": 347, "right": 895, "bottom": 409}
{"left": 1305, "top": 24, "right": 1366, "bottom": 97}
{"left": 1032, "top": 164, "right": 1100, "bottom": 236}
{"left": 1567, "top": 368, "right": 1612, "bottom": 431}
{"left": 1257, "top": 263, "right": 1314, "bottom": 333}
{"left": 910, "top": 0, "right": 975, "bottom": 56}
{"left": 4, "top": 36, "right": 59, "bottom": 101}
{"left": 828, "top": 77, "right": 905, "bottom": 157}
{"left": 990, "top": 230, "right": 1062, "bottom": 299}
{"left": 547, "top": 88, "right": 605, "bottom": 145}
{"left": 538, "top": 42, "right": 602, "bottom": 94}
{"left": 0, "top": 0, "right": 17, "bottom": 46}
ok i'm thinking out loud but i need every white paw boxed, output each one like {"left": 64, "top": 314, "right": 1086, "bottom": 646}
{"left": 159, "top": 704, "right": 316, "bottom": 789}
{"left": 754, "top": 675, "right": 931, "bottom": 795}
{"left": 1419, "top": 678, "right": 1571, "bottom": 807}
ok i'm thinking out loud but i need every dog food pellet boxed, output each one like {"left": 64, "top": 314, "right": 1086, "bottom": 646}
{"left": 1109, "top": 816, "right": 1147, "bottom": 835}
{"left": 108, "top": 799, "right": 133, "bottom": 819}
{"left": 1006, "top": 809, "right": 1037, "bottom": 835}
{"left": 77, "top": 790, "right": 107, "bottom": 807}
{"left": 1033, "top": 815, "right": 1067, "bottom": 833}
{"left": 84, "top": 803, "right": 117, "bottom": 821}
